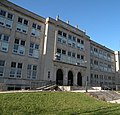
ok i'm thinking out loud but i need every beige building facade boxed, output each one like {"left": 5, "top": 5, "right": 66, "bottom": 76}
{"left": 0, "top": 0, "right": 119, "bottom": 90}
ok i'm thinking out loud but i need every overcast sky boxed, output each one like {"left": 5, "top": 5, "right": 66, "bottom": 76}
{"left": 8, "top": 0, "right": 120, "bottom": 51}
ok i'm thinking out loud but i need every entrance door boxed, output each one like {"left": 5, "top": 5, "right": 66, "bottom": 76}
{"left": 56, "top": 69, "right": 63, "bottom": 85}
{"left": 77, "top": 72, "right": 82, "bottom": 86}
{"left": 68, "top": 71, "right": 73, "bottom": 86}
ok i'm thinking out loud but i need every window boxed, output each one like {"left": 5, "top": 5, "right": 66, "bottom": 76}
{"left": 0, "top": 10, "right": 6, "bottom": 17}
{"left": 0, "top": 34, "right": 9, "bottom": 52}
{"left": 72, "top": 53, "right": 76, "bottom": 58}
{"left": 58, "top": 30, "right": 62, "bottom": 36}
{"left": 18, "top": 17, "right": 23, "bottom": 23}
{"left": 0, "top": 60, "right": 5, "bottom": 77}
{"left": 77, "top": 54, "right": 80, "bottom": 59}
{"left": 24, "top": 19, "right": 28, "bottom": 26}
{"left": 73, "top": 36, "right": 76, "bottom": 42}
{"left": 81, "top": 55, "right": 84, "bottom": 60}
{"left": 68, "top": 34, "right": 72, "bottom": 40}
{"left": 10, "top": 62, "right": 22, "bottom": 78}
{"left": 32, "top": 23, "right": 36, "bottom": 28}
{"left": 48, "top": 71, "right": 50, "bottom": 79}
{"left": 81, "top": 40, "right": 84, "bottom": 44}
{"left": 7, "top": 13, "right": 13, "bottom": 20}
{"left": 29, "top": 43, "right": 39, "bottom": 58}
{"left": 37, "top": 25, "right": 41, "bottom": 30}
{"left": 68, "top": 51, "right": 71, "bottom": 56}
{"left": 63, "top": 32, "right": 67, "bottom": 38}
{"left": 13, "top": 39, "right": 25, "bottom": 55}
{"left": 27, "top": 64, "right": 37, "bottom": 79}
{"left": 77, "top": 39, "right": 80, "bottom": 43}
{"left": 57, "top": 48, "right": 61, "bottom": 53}
{"left": 62, "top": 50, "right": 66, "bottom": 55}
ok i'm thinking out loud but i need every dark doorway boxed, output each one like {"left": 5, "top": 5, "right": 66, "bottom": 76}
{"left": 56, "top": 69, "right": 63, "bottom": 85}
{"left": 68, "top": 71, "right": 73, "bottom": 86}
{"left": 77, "top": 72, "right": 82, "bottom": 86}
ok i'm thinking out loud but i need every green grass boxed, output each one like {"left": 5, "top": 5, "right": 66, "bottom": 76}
{"left": 0, "top": 92, "right": 120, "bottom": 115}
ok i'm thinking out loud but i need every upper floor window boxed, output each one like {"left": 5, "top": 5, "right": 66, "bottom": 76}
{"left": 58, "top": 30, "right": 62, "bottom": 36}
{"left": 18, "top": 17, "right": 23, "bottom": 23}
{"left": 0, "top": 10, "right": 6, "bottom": 17}
{"left": 29, "top": 43, "right": 39, "bottom": 58}
{"left": 0, "top": 33, "right": 10, "bottom": 52}
{"left": 0, "top": 60, "right": 5, "bottom": 77}
{"left": 13, "top": 39, "right": 26, "bottom": 55}
{"left": 0, "top": 9, "right": 13, "bottom": 28}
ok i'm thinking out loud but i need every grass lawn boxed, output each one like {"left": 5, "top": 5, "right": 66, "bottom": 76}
{"left": 0, "top": 92, "right": 120, "bottom": 115}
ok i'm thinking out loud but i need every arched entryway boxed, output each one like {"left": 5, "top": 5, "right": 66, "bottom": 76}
{"left": 56, "top": 69, "right": 63, "bottom": 85}
{"left": 68, "top": 71, "right": 73, "bottom": 86}
{"left": 77, "top": 72, "right": 82, "bottom": 86}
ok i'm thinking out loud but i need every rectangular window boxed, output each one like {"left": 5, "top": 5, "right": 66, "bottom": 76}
{"left": 81, "top": 40, "right": 84, "bottom": 44}
{"left": 27, "top": 64, "right": 37, "bottom": 79}
{"left": 68, "top": 34, "right": 72, "bottom": 40}
{"left": 0, "top": 10, "right": 6, "bottom": 17}
{"left": 57, "top": 48, "right": 61, "bottom": 53}
{"left": 37, "top": 25, "right": 41, "bottom": 30}
{"left": 58, "top": 30, "right": 62, "bottom": 36}
{"left": 24, "top": 19, "right": 28, "bottom": 26}
{"left": 77, "top": 39, "right": 80, "bottom": 43}
{"left": 62, "top": 50, "right": 66, "bottom": 55}
{"left": 81, "top": 55, "right": 84, "bottom": 60}
{"left": 29, "top": 43, "right": 39, "bottom": 58}
{"left": 10, "top": 62, "right": 22, "bottom": 78}
{"left": 13, "top": 39, "right": 25, "bottom": 55}
{"left": 63, "top": 32, "right": 67, "bottom": 38}
{"left": 18, "top": 17, "right": 23, "bottom": 23}
{"left": 7, "top": 13, "right": 13, "bottom": 20}
{"left": 0, "top": 34, "right": 9, "bottom": 52}
{"left": 32, "top": 23, "right": 36, "bottom": 28}
{"left": 68, "top": 51, "right": 71, "bottom": 56}
{"left": 77, "top": 54, "right": 80, "bottom": 59}
{"left": 0, "top": 60, "right": 5, "bottom": 77}
{"left": 73, "top": 36, "right": 76, "bottom": 42}
{"left": 72, "top": 53, "right": 76, "bottom": 58}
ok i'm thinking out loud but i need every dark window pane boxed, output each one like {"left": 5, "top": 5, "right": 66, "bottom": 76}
{"left": 30, "top": 43, "right": 34, "bottom": 48}
{"left": 81, "top": 55, "right": 84, "bottom": 60}
{"left": 21, "top": 40, "right": 25, "bottom": 46}
{"left": 18, "top": 63, "right": 22, "bottom": 68}
{"left": 32, "top": 23, "right": 36, "bottom": 28}
{"left": 7, "top": 13, "right": 13, "bottom": 20}
{"left": 35, "top": 44, "right": 39, "bottom": 49}
{"left": 14, "top": 39, "right": 19, "bottom": 44}
{"left": 58, "top": 30, "right": 62, "bottom": 35}
{"left": 33, "top": 65, "right": 37, "bottom": 70}
{"left": 24, "top": 20, "right": 28, "bottom": 25}
{"left": 77, "top": 54, "right": 80, "bottom": 59}
{"left": 3, "top": 35, "right": 9, "bottom": 42}
{"left": 37, "top": 25, "right": 41, "bottom": 30}
{"left": 72, "top": 53, "right": 75, "bottom": 57}
{"left": 62, "top": 50, "right": 66, "bottom": 55}
{"left": 68, "top": 51, "right": 71, "bottom": 56}
{"left": 0, "top": 10, "right": 6, "bottom": 17}
{"left": 63, "top": 32, "right": 67, "bottom": 37}
{"left": 18, "top": 17, "right": 23, "bottom": 23}
{"left": 0, "top": 60, "right": 5, "bottom": 66}
{"left": 81, "top": 40, "right": 84, "bottom": 44}
{"left": 11, "top": 62, "right": 16, "bottom": 68}
{"left": 57, "top": 48, "right": 61, "bottom": 53}
{"left": 77, "top": 39, "right": 80, "bottom": 43}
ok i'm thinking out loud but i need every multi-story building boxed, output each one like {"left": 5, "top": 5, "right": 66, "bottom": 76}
{"left": 0, "top": 0, "right": 45, "bottom": 90}
{"left": 90, "top": 40, "right": 116, "bottom": 89}
{"left": 0, "top": 0, "right": 119, "bottom": 90}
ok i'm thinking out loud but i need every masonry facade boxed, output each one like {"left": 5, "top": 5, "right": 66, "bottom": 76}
{"left": 0, "top": 0, "right": 119, "bottom": 90}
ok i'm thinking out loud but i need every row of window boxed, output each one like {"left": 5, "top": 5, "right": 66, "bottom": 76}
{"left": 0, "top": 33, "right": 40, "bottom": 58}
{"left": 90, "top": 45, "right": 114, "bottom": 62}
{"left": 0, "top": 60, "right": 37, "bottom": 79}
{"left": 58, "top": 30, "right": 84, "bottom": 44}
{"left": 57, "top": 48, "right": 84, "bottom": 60}
{"left": 0, "top": 9, "right": 42, "bottom": 37}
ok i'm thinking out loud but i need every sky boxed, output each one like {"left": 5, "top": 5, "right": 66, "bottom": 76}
{"left": 8, "top": 0, "right": 120, "bottom": 51}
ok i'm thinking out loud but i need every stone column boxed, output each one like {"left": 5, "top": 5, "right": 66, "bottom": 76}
{"left": 73, "top": 71, "right": 78, "bottom": 86}
{"left": 63, "top": 68, "right": 68, "bottom": 86}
